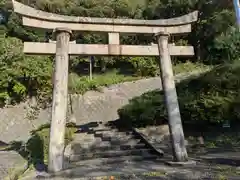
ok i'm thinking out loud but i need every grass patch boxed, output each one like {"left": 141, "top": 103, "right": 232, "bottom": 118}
{"left": 214, "top": 165, "right": 240, "bottom": 176}
{"left": 143, "top": 171, "right": 167, "bottom": 177}
{"left": 209, "top": 165, "right": 240, "bottom": 180}
{"left": 68, "top": 69, "right": 141, "bottom": 94}
{"left": 187, "top": 132, "right": 240, "bottom": 149}
{"left": 173, "top": 61, "right": 212, "bottom": 75}
{"left": 205, "top": 133, "right": 240, "bottom": 148}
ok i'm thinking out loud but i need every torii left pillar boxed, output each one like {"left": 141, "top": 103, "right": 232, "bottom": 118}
{"left": 48, "top": 28, "right": 72, "bottom": 173}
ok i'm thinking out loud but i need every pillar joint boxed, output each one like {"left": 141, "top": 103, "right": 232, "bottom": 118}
{"left": 52, "top": 27, "right": 73, "bottom": 41}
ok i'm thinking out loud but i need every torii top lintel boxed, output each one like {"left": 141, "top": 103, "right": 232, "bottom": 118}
{"left": 12, "top": 0, "right": 198, "bottom": 34}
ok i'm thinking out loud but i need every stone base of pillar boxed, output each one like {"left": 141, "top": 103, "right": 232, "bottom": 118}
{"left": 165, "top": 160, "right": 196, "bottom": 167}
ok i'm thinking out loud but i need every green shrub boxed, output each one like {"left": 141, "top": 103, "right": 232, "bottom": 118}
{"left": 118, "top": 90, "right": 167, "bottom": 127}
{"left": 128, "top": 57, "right": 159, "bottom": 77}
{"left": 0, "top": 36, "right": 52, "bottom": 106}
{"left": 26, "top": 123, "right": 77, "bottom": 165}
{"left": 211, "top": 26, "right": 240, "bottom": 64}
{"left": 173, "top": 61, "right": 211, "bottom": 75}
{"left": 118, "top": 61, "right": 240, "bottom": 128}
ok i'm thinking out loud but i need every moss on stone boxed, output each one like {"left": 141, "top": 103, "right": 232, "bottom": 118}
{"left": 26, "top": 122, "right": 77, "bottom": 165}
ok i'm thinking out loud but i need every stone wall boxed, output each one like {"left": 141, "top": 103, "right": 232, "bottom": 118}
{"left": 0, "top": 70, "right": 208, "bottom": 143}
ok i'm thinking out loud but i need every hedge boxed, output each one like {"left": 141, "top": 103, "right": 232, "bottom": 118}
{"left": 118, "top": 61, "right": 240, "bottom": 128}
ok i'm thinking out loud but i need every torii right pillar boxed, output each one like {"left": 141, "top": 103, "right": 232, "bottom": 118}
{"left": 155, "top": 31, "right": 189, "bottom": 163}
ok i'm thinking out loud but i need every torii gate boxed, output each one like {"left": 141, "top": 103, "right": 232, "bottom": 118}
{"left": 12, "top": 0, "right": 198, "bottom": 173}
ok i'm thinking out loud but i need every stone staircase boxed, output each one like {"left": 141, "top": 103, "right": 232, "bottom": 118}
{"left": 61, "top": 122, "right": 163, "bottom": 178}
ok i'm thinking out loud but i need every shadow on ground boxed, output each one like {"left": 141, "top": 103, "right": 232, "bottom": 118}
{"left": 1, "top": 120, "right": 240, "bottom": 179}
{"left": 0, "top": 122, "right": 77, "bottom": 175}
{"left": 52, "top": 121, "right": 240, "bottom": 179}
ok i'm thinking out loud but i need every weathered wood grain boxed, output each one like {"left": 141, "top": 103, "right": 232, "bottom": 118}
{"left": 156, "top": 32, "right": 188, "bottom": 162}
{"left": 22, "top": 16, "right": 192, "bottom": 34}
{"left": 23, "top": 43, "right": 194, "bottom": 56}
{"left": 48, "top": 28, "right": 71, "bottom": 173}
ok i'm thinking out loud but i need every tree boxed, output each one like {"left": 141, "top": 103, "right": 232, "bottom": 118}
{"left": 0, "top": 0, "right": 237, "bottom": 105}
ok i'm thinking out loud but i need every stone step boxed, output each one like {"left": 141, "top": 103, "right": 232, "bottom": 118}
{"left": 82, "top": 128, "right": 131, "bottom": 135}
{"left": 89, "top": 127, "right": 113, "bottom": 132}
{"left": 97, "top": 136, "right": 140, "bottom": 144}
{"left": 112, "top": 139, "right": 138, "bottom": 144}
{"left": 94, "top": 130, "right": 132, "bottom": 137}
{"left": 70, "top": 137, "right": 103, "bottom": 148}
{"left": 71, "top": 137, "right": 141, "bottom": 149}
{"left": 69, "top": 148, "right": 155, "bottom": 161}
{"left": 68, "top": 154, "right": 160, "bottom": 168}
{"left": 74, "top": 136, "right": 139, "bottom": 143}
{"left": 73, "top": 134, "right": 100, "bottom": 141}
{"left": 94, "top": 133, "right": 131, "bottom": 139}
{"left": 72, "top": 133, "right": 141, "bottom": 148}
{"left": 69, "top": 143, "right": 147, "bottom": 154}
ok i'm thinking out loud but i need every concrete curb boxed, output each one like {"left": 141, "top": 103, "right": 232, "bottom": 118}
{"left": 132, "top": 127, "right": 164, "bottom": 157}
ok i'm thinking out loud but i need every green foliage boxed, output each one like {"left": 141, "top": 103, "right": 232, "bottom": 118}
{"left": 68, "top": 62, "right": 208, "bottom": 96}
{"left": 118, "top": 61, "right": 240, "bottom": 127}
{"left": 68, "top": 70, "right": 140, "bottom": 94}
{"left": 0, "top": 36, "right": 52, "bottom": 106}
{"left": 118, "top": 90, "right": 167, "bottom": 127}
{"left": 128, "top": 57, "right": 159, "bottom": 77}
{"left": 211, "top": 27, "right": 240, "bottom": 64}
{"left": 26, "top": 123, "right": 77, "bottom": 164}
{"left": 173, "top": 61, "right": 211, "bottom": 74}
{"left": 143, "top": 0, "right": 234, "bottom": 62}
{"left": 204, "top": 133, "right": 240, "bottom": 148}
{"left": 0, "top": 0, "right": 235, "bottom": 105}
{"left": 3, "top": 0, "right": 233, "bottom": 63}
{"left": 6, "top": 12, "right": 42, "bottom": 41}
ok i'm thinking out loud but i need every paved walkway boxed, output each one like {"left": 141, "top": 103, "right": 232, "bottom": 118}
{"left": 0, "top": 151, "right": 27, "bottom": 180}
{"left": 19, "top": 159, "right": 240, "bottom": 180}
